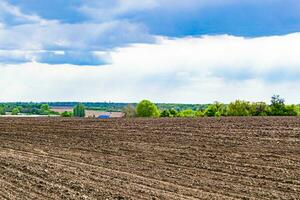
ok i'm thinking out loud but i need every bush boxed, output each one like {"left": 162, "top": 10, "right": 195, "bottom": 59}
{"left": 11, "top": 107, "right": 20, "bottom": 115}
{"left": 204, "top": 105, "right": 215, "bottom": 117}
{"left": 169, "top": 109, "right": 178, "bottom": 117}
{"left": 41, "top": 104, "right": 50, "bottom": 111}
{"left": 136, "top": 100, "right": 160, "bottom": 117}
{"left": 250, "top": 102, "right": 270, "bottom": 116}
{"left": 123, "top": 104, "right": 137, "bottom": 118}
{"left": 160, "top": 110, "right": 171, "bottom": 117}
{"left": 284, "top": 105, "right": 299, "bottom": 116}
{"left": 227, "top": 100, "right": 251, "bottom": 116}
{"left": 0, "top": 107, "right": 5, "bottom": 115}
{"left": 39, "top": 104, "right": 51, "bottom": 115}
{"left": 73, "top": 104, "right": 86, "bottom": 117}
{"left": 177, "top": 109, "right": 196, "bottom": 117}
{"left": 204, "top": 102, "right": 226, "bottom": 117}
{"left": 61, "top": 111, "right": 73, "bottom": 117}
{"left": 160, "top": 109, "right": 179, "bottom": 117}
{"left": 195, "top": 110, "right": 205, "bottom": 117}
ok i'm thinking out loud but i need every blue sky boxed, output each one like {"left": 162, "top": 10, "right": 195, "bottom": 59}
{"left": 1, "top": 0, "right": 300, "bottom": 103}
{"left": 7, "top": 0, "right": 300, "bottom": 36}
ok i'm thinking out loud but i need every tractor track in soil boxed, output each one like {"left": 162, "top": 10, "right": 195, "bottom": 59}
{"left": 0, "top": 117, "right": 299, "bottom": 199}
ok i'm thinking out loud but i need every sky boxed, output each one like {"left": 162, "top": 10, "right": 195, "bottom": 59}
{"left": 1, "top": 0, "right": 300, "bottom": 103}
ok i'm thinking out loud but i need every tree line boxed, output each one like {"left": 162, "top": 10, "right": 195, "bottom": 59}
{"left": 0, "top": 103, "right": 86, "bottom": 117}
{"left": 123, "top": 95, "right": 300, "bottom": 118}
{"left": 0, "top": 103, "right": 58, "bottom": 116}
{"left": 48, "top": 102, "right": 204, "bottom": 112}
{"left": 1, "top": 95, "right": 299, "bottom": 118}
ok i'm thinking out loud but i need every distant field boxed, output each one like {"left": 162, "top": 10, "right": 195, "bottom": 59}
{"left": 0, "top": 117, "right": 299, "bottom": 199}
{"left": 51, "top": 107, "right": 124, "bottom": 118}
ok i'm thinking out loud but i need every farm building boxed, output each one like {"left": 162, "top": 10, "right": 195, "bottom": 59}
{"left": 98, "top": 115, "right": 111, "bottom": 119}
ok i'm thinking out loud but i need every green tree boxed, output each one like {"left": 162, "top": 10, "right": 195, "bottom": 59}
{"left": 61, "top": 111, "right": 73, "bottom": 117}
{"left": 227, "top": 100, "right": 251, "bottom": 116}
{"left": 73, "top": 104, "right": 86, "bottom": 117}
{"left": 11, "top": 107, "right": 20, "bottom": 115}
{"left": 136, "top": 100, "right": 160, "bottom": 117}
{"left": 41, "top": 104, "right": 50, "bottom": 111}
{"left": 123, "top": 104, "right": 137, "bottom": 118}
{"left": 270, "top": 95, "right": 286, "bottom": 116}
{"left": 40, "top": 104, "right": 50, "bottom": 115}
{"left": 284, "top": 105, "right": 299, "bottom": 116}
{"left": 250, "top": 102, "right": 270, "bottom": 116}
{"left": 160, "top": 110, "right": 171, "bottom": 117}
{"left": 0, "top": 107, "right": 5, "bottom": 115}
{"left": 204, "top": 102, "right": 226, "bottom": 117}
{"left": 204, "top": 105, "right": 217, "bottom": 117}
{"left": 169, "top": 109, "right": 178, "bottom": 117}
{"left": 160, "top": 109, "right": 179, "bottom": 117}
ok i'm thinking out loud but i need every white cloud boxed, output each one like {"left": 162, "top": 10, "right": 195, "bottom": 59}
{"left": 1, "top": 33, "right": 300, "bottom": 103}
{"left": 109, "top": 33, "right": 300, "bottom": 77}
{"left": 0, "top": 20, "right": 152, "bottom": 65}
{"left": 0, "top": 0, "right": 154, "bottom": 65}
{"left": 0, "top": 1, "right": 153, "bottom": 65}
{"left": 0, "top": 20, "right": 151, "bottom": 50}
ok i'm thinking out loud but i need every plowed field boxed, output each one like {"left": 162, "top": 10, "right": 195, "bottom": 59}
{"left": 0, "top": 117, "right": 299, "bottom": 199}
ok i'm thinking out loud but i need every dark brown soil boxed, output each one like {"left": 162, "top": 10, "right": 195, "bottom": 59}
{"left": 0, "top": 117, "right": 299, "bottom": 199}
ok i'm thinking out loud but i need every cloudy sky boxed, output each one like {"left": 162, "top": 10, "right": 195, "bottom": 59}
{"left": 1, "top": 0, "right": 300, "bottom": 103}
